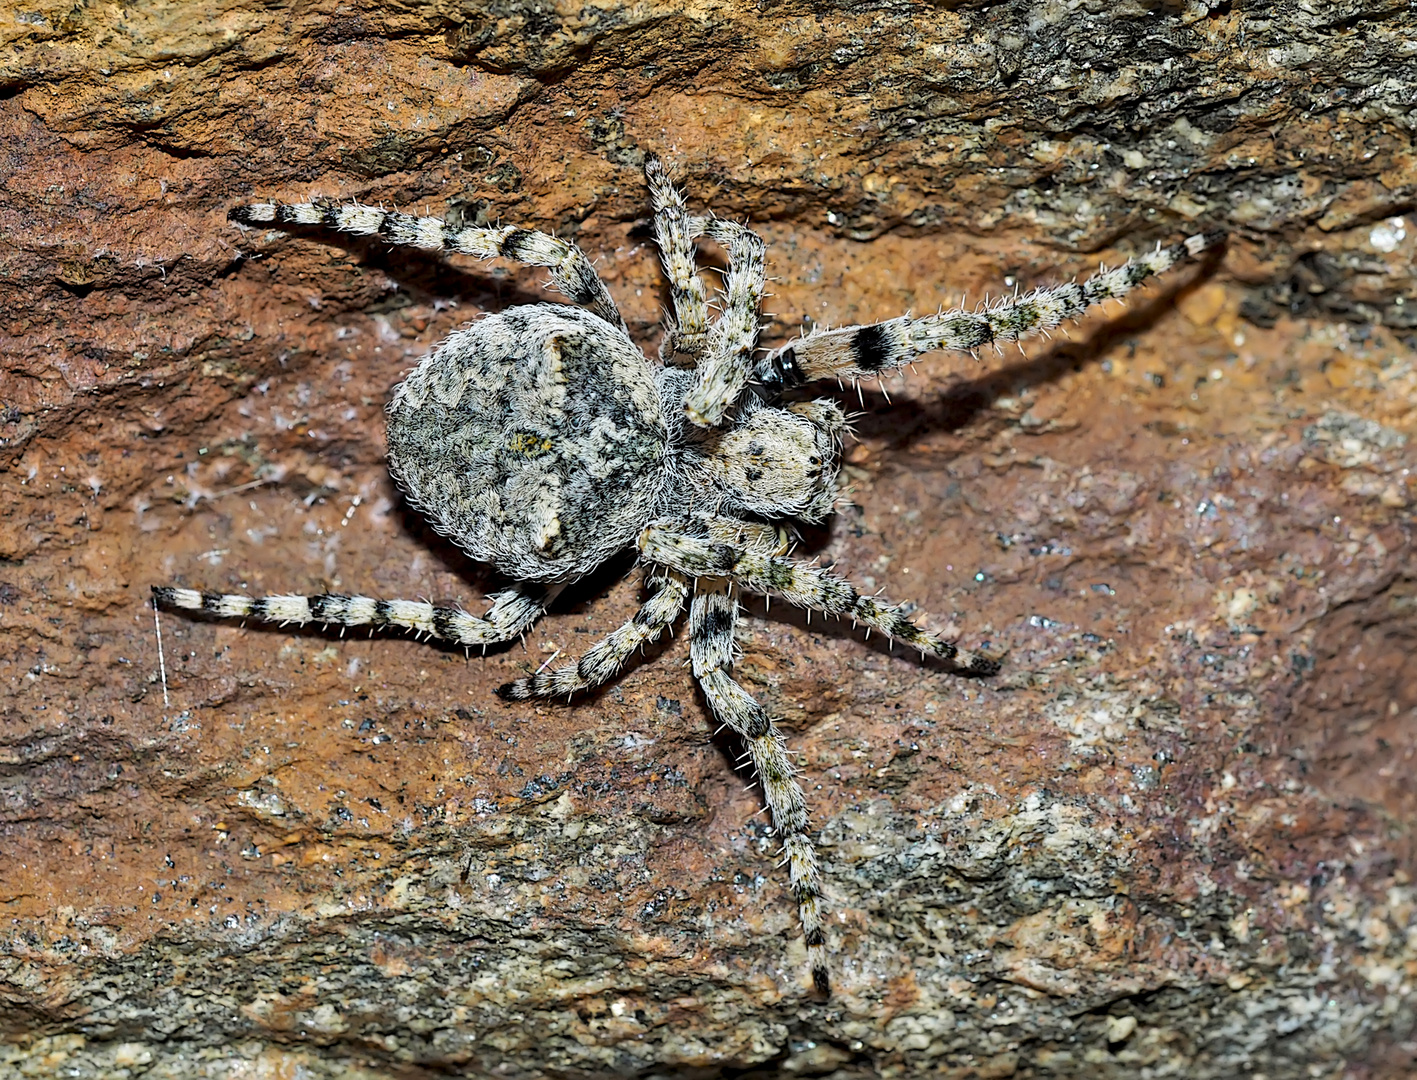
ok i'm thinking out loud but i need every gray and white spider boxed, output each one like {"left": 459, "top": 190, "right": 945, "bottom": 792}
{"left": 155, "top": 158, "right": 1217, "bottom": 994}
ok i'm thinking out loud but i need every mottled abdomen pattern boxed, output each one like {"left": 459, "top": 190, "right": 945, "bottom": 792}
{"left": 387, "top": 305, "right": 669, "bottom": 581}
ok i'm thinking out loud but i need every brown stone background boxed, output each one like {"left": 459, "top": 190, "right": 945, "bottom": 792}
{"left": 2, "top": 1, "right": 1416, "bottom": 1077}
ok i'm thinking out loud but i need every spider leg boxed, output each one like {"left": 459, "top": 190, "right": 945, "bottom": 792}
{"left": 639, "top": 520, "right": 1000, "bottom": 675}
{"left": 230, "top": 200, "right": 626, "bottom": 333}
{"left": 697, "top": 514, "right": 793, "bottom": 558}
{"left": 643, "top": 158, "right": 768, "bottom": 425}
{"left": 495, "top": 570, "right": 689, "bottom": 699}
{"left": 681, "top": 216, "right": 768, "bottom": 427}
{"left": 646, "top": 157, "right": 711, "bottom": 362}
{"left": 152, "top": 583, "right": 545, "bottom": 647}
{"left": 753, "top": 231, "right": 1224, "bottom": 392}
{"left": 686, "top": 582, "right": 828, "bottom": 994}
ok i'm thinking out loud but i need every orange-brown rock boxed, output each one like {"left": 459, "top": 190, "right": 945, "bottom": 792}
{"left": 2, "top": 2, "right": 1414, "bottom": 1077}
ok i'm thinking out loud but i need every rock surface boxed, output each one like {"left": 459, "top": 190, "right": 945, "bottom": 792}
{"left": 2, "top": 1, "right": 1415, "bottom": 1077}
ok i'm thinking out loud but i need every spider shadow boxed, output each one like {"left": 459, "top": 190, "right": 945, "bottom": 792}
{"left": 731, "top": 247, "right": 1225, "bottom": 672}
{"left": 250, "top": 222, "right": 555, "bottom": 321}
{"left": 740, "top": 585, "right": 998, "bottom": 681}
{"left": 845, "top": 245, "right": 1224, "bottom": 449}
{"left": 383, "top": 504, "right": 679, "bottom": 674}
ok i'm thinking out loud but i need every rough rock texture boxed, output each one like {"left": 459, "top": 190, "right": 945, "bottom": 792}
{"left": 2, "top": 1, "right": 1416, "bottom": 1077}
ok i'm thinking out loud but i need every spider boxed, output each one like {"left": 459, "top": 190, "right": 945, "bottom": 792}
{"left": 155, "top": 158, "right": 1217, "bottom": 994}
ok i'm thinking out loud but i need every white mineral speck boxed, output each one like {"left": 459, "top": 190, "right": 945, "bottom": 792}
{"left": 1369, "top": 217, "right": 1407, "bottom": 253}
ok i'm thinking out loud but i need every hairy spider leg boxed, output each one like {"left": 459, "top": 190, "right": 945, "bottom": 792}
{"left": 647, "top": 157, "right": 712, "bottom": 362}
{"left": 688, "top": 583, "right": 829, "bottom": 994}
{"left": 680, "top": 216, "right": 770, "bottom": 428}
{"left": 753, "top": 231, "right": 1224, "bottom": 392}
{"left": 152, "top": 585, "right": 545, "bottom": 647}
{"left": 229, "top": 200, "right": 626, "bottom": 333}
{"left": 639, "top": 520, "right": 1001, "bottom": 675}
{"left": 496, "top": 571, "right": 690, "bottom": 699}
{"left": 645, "top": 158, "right": 770, "bottom": 426}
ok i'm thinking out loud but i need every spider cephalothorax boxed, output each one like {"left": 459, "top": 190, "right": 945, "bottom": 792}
{"left": 156, "top": 158, "right": 1217, "bottom": 993}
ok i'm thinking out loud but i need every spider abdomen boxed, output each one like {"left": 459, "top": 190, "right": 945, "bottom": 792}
{"left": 387, "top": 304, "right": 669, "bottom": 582}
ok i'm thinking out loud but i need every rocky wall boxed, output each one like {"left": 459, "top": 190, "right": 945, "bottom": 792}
{"left": 2, "top": 1, "right": 1415, "bottom": 1077}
